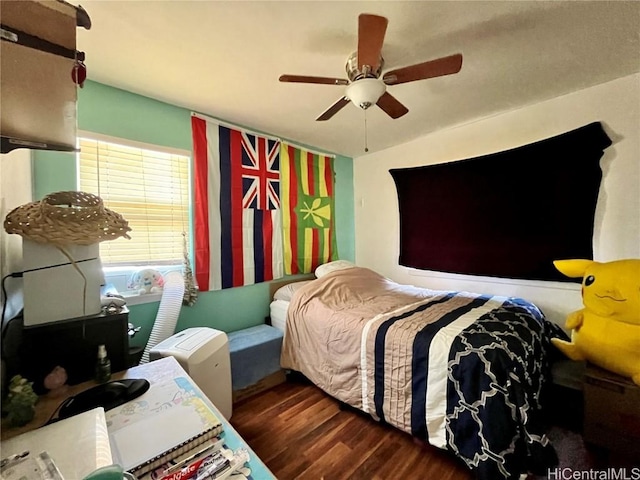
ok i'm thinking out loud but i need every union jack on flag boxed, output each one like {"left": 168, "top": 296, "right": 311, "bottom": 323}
{"left": 240, "top": 132, "right": 280, "bottom": 211}
{"left": 191, "top": 115, "right": 283, "bottom": 290}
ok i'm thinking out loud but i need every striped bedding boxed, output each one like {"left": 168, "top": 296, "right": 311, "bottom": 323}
{"left": 280, "top": 267, "right": 557, "bottom": 479}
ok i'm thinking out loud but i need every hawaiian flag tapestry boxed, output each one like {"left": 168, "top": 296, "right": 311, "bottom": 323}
{"left": 191, "top": 115, "right": 283, "bottom": 290}
{"left": 281, "top": 143, "right": 338, "bottom": 274}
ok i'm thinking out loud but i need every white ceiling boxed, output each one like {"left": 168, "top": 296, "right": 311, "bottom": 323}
{"left": 76, "top": 1, "right": 640, "bottom": 158}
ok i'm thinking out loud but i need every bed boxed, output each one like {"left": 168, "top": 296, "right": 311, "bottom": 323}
{"left": 271, "top": 264, "right": 559, "bottom": 480}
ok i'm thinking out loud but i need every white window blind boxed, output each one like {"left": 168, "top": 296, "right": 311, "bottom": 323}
{"left": 78, "top": 136, "right": 190, "bottom": 266}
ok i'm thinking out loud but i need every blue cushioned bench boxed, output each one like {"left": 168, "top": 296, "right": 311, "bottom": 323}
{"left": 228, "top": 324, "right": 284, "bottom": 392}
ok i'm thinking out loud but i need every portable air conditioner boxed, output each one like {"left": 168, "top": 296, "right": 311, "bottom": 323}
{"left": 149, "top": 327, "right": 232, "bottom": 419}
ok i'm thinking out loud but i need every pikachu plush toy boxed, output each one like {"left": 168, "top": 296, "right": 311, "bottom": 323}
{"left": 551, "top": 259, "right": 640, "bottom": 386}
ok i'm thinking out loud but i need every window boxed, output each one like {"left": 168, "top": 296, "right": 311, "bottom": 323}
{"left": 77, "top": 134, "right": 191, "bottom": 296}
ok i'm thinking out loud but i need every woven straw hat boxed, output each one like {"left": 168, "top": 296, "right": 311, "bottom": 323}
{"left": 4, "top": 191, "right": 131, "bottom": 246}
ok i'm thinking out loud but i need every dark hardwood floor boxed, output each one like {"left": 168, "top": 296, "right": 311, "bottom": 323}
{"left": 230, "top": 377, "right": 474, "bottom": 480}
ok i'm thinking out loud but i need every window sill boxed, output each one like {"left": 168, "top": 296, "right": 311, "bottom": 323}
{"left": 103, "top": 264, "right": 184, "bottom": 306}
{"left": 122, "top": 292, "right": 162, "bottom": 306}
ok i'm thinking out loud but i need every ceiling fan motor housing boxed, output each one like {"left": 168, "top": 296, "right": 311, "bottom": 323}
{"left": 346, "top": 51, "right": 384, "bottom": 81}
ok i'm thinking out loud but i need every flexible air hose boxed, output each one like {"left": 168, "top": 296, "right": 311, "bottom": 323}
{"left": 140, "top": 271, "right": 185, "bottom": 364}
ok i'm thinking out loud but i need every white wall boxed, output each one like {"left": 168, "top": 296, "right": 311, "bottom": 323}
{"left": 1, "top": 148, "right": 32, "bottom": 392}
{"left": 1, "top": 148, "right": 32, "bottom": 320}
{"left": 354, "top": 74, "right": 640, "bottom": 327}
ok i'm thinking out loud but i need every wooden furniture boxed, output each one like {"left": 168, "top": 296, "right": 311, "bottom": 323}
{"left": 0, "top": 0, "right": 90, "bottom": 153}
{"left": 11, "top": 308, "right": 131, "bottom": 394}
{"left": 547, "top": 358, "right": 586, "bottom": 430}
{"left": 228, "top": 324, "right": 284, "bottom": 401}
{"left": 1, "top": 356, "right": 277, "bottom": 479}
{"left": 233, "top": 370, "right": 286, "bottom": 404}
{"left": 550, "top": 358, "right": 586, "bottom": 391}
{"left": 583, "top": 364, "right": 640, "bottom": 459}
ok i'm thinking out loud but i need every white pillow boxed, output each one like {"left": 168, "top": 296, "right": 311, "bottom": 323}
{"left": 315, "top": 260, "right": 356, "bottom": 278}
{"left": 273, "top": 280, "right": 313, "bottom": 301}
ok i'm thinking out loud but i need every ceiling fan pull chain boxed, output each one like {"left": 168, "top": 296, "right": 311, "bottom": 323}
{"left": 364, "top": 110, "right": 369, "bottom": 153}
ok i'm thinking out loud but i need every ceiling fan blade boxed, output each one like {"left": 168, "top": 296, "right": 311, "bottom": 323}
{"left": 376, "top": 91, "right": 408, "bottom": 119}
{"left": 357, "top": 13, "right": 388, "bottom": 73}
{"left": 383, "top": 53, "right": 463, "bottom": 86}
{"left": 279, "top": 74, "right": 349, "bottom": 86}
{"left": 316, "top": 97, "right": 351, "bottom": 121}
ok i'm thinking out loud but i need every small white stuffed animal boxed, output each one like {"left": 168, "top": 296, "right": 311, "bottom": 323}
{"left": 129, "top": 269, "right": 164, "bottom": 294}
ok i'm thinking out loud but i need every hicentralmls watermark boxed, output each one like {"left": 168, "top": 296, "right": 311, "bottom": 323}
{"left": 548, "top": 468, "right": 640, "bottom": 480}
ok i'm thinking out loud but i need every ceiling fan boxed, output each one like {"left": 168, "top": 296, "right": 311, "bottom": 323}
{"left": 279, "top": 13, "right": 463, "bottom": 121}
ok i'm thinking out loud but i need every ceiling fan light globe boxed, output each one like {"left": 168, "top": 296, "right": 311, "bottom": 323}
{"left": 346, "top": 79, "right": 386, "bottom": 110}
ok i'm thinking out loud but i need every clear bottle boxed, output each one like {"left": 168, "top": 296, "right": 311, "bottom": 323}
{"left": 95, "top": 344, "right": 112, "bottom": 383}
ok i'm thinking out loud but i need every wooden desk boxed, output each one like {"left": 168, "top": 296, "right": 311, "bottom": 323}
{"left": 1, "top": 356, "right": 277, "bottom": 479}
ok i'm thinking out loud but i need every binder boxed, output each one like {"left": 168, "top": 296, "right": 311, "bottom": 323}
{"left": 106, "top": 375, "right": 223, "bottom": 477}
{"left": 0, "top": 407, "right": 112, "bottom": 479}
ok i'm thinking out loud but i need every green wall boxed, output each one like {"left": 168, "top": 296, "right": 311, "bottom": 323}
{"left": 33, "top": 80, "right": 355, "bottom": 348}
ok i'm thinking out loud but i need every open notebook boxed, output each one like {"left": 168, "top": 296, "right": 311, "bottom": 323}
{"left": 0, "top": 407, "right": 112, "bottom": 479}
{"left": 106, "top": 375, "right": 223, "bottom": 477}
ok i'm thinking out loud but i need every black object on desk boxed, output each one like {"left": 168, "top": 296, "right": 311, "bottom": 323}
{"left": 13, "top": 308, "right": 130, "bottom": 393}
{"left": 57, "top": 378, "right": 150, "bottom": 420}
